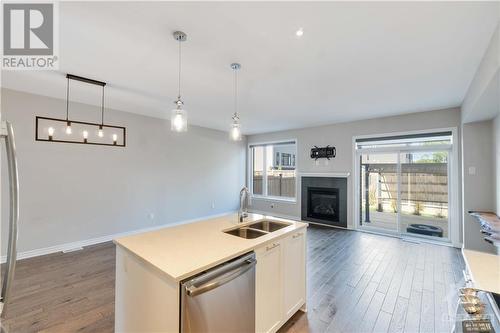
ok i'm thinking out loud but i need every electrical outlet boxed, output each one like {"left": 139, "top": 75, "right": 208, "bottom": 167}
{"left": 148, "top": 212, "right": 155, "bottom": 220}
{"left": 468, "top": 166, "right": 476, "bottom": 175}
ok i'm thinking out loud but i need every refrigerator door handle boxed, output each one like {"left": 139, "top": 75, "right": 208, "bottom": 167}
{"left": 0, "top": 121, "right": 19, "bottom": 317}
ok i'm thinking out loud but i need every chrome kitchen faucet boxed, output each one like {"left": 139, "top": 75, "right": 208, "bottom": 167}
{"left": 238, "top": 187, "right": 249, "bottom": 222}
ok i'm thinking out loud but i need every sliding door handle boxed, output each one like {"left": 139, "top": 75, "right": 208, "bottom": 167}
{"left": 0, "top": 121, "right": 19, "bottom": 317}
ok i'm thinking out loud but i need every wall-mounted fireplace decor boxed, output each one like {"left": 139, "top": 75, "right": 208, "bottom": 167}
{"left": 310, "top": 145, "right": 336, "bottom": 160}
{"left": 35, "top": 74, "right": 126, "bottom": 147}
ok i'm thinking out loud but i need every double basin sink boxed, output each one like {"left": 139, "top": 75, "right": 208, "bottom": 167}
{"left": 224, "top": 220, "right": 291, "bottom": 239}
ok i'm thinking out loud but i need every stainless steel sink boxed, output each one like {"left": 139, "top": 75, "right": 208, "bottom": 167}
{"left": 247, "top": 220, "right": 291, "bottom": 232}
{"left": 224, "top": 220, "right": 292, "bottom": 239}
{"left": 225, "top": 227, "right": 268, "bottom": 239}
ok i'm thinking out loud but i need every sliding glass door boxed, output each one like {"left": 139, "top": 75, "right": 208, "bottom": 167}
{"left": 359, "top": 152, "right": 399, "bottom": 234}
{"left": 400, "top": 151, "right": 449, "bottom": 239}
{"left": 355, "top": 132, "right": 452, "bottom": 242}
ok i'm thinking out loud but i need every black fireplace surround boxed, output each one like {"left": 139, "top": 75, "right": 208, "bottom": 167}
{"left": 301, "top": 177, "right": 347, "bottom": 228}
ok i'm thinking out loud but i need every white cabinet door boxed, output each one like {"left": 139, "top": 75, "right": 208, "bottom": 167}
{"left": 255, "top": 241, "right": 282, "bottom": 333}
{"left": 282, "top": 231, "right": 306, "bottom": 320}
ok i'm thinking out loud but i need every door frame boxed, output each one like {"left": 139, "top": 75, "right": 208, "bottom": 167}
{"left": 352, "top": 127, "right": 460, "bottom": 246}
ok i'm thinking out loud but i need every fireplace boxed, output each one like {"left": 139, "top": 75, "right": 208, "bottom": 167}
{"left": 307, "top": 187, "right": 339, "bottom": 222}
{"left": 301, "top": 176, "right": 347, "bottom": 228}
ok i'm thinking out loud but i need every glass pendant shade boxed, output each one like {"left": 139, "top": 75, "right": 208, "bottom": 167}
{"left": 171, "top": 108, "right": 188, "bottom": 132}
{"left": 230, "top": 123, "right": 242, "bottom": 141}
{"left": 230, "top": 115, "right": 242, "bottom": 141}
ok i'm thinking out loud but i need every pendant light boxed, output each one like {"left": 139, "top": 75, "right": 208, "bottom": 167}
{"left": 65, "top": 76, "right": 72, "bottom": 134}
{"left": 171, "top": 31, "right": 188, "bottom": 132}
{"left": 230, "top": 63, "right": 242, "bottom": 141}
{"left": 98, "top": 84, "right": 105, "bottom": 137}
{"left": 35, "top": 73, "right": 126, "bottom": 147}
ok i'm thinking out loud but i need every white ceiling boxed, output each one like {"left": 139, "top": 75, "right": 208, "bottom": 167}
{"left": 2, "top": 2, "right": 499, "bottom": 134}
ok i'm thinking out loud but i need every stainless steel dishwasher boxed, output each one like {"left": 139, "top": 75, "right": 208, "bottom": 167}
{"left": 181, "top": 252, "right": 256, "bottom": 333}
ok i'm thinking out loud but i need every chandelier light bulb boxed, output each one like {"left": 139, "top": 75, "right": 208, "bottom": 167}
{"left": 98, "top": 126, "right": 104, "bottom": 138}
{"left": 48, "top": 127, "right": 54, "bottom": 140}
{"left": 112, "top": 133, "right": 118, "bottom": 145}
{"left": 65, "top": 122, "right": 72, "bottom": 135}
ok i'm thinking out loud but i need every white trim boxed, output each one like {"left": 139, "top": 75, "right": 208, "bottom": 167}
{"left": 247, "top": 138, "right": 298, "bottom": 201}
{"left": 1, "top": 211, "right": 235, "bottom": 264}
{"left": 248, "top": 138, "right": 298, "bottom": 147}
{"left": 300, "top": 172, "right": 350, "bottom": 178}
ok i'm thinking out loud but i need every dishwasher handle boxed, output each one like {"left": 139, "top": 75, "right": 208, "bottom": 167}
{"left": 185, "top": 258, "right": 256, "bottom": 297}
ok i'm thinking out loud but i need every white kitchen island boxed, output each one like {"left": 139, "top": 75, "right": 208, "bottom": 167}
{"left": 114, "top": 213, "right": 308, "bottom": 333}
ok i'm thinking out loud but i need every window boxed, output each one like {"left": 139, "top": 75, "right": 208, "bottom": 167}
{"left": 250, "top": 141, "right": 297, "bottom": 200}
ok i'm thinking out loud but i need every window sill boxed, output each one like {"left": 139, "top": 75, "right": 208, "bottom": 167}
{"left": 250, "top": 195, "right": 297, "bottom": 204}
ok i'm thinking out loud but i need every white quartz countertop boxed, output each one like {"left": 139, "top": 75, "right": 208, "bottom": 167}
{"left": 462, "top": 249, "right": 500, "bottom": 294}
{"left": 114, "top": 213, "right": 308, "bottom": 282}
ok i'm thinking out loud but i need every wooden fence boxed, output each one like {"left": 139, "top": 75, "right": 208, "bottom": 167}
{"left": 253, "top": 175, "right": 296, "bottom": 197}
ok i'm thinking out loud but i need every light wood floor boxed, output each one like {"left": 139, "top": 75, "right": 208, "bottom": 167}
{"left": 1, "top": 226, "right": 465, "bottom": 333}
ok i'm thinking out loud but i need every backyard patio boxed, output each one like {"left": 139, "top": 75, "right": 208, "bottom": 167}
{"left": 361, "top": 211, "right": 449, "bottom": 238}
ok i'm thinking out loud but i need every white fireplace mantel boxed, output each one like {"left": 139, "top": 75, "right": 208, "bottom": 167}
{"left": 300, "top": 172, "right": 350, "bottom": 178}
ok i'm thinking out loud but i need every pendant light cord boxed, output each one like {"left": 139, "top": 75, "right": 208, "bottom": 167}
{"left": 178, "top": 38, "right": 182, "bottom": 100}
{"left": 234, "top": 67, "right": 238, "bottom": 117}
{"left": 101, "top": 85, "right": 105, "bottom": 125}
{"left": 66, "top": 76, "right": 70, "bottom": 121}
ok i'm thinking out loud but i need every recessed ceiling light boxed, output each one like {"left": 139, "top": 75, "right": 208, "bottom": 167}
{"left": 296, "top": 28, "right": 304, "bottom": 37}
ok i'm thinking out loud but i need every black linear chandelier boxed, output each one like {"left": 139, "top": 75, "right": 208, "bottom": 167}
{"left": 35, "top": 74, "right": 126, "bottom": 147}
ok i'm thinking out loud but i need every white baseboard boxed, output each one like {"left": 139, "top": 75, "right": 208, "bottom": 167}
{"left": 2, "top": 211, "right": 234, "bottom": 264}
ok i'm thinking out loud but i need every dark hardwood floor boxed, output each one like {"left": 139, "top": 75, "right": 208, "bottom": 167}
{"left": 279, "top": 226, "right": 465, "bottom": 333}
{"left": 1, "top": 226, "right": 465, "bottom": 333}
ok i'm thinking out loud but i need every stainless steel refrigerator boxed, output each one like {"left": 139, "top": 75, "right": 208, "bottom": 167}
{"left": 0, "top": 120, "right": 19, "bottom": 320}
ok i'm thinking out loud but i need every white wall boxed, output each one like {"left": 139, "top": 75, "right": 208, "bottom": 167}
{"left": 1, "top": 89, "right": 246, "bottom": 254}
{"left": 247, "top": 108, "right": 462, "bottom": 244}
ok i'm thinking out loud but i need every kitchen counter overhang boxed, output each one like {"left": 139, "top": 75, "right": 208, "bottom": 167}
{"left": 114, "top": 213, "right": 308, "bottom": 282}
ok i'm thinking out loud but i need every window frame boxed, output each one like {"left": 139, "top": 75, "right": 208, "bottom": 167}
{"left": 248, "top": 139, "right": 298, "bottom": 203}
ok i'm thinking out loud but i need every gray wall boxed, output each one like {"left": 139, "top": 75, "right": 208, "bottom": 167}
{"left": 461, "top": 120, "right": 497, "bottom": 253}
{"left": 247, "top": 108, "right": 462, "bottom": 244}
{"left": 460, "top": 20, "right": 499, "bottom": 253}
{"left": 1, "top": 89, "right": 246, "bottom": 254}
{"left": 495, "top": 115, "right": 500, "bottom": 215}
